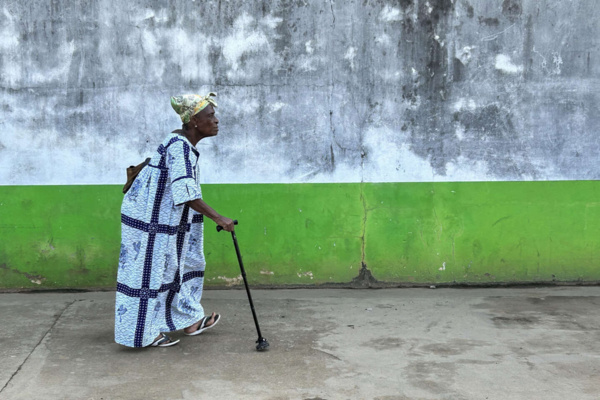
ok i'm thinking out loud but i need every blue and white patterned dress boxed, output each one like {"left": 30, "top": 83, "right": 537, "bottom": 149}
{"left": 115, "top": 133, "right": 207, "bottom": 347}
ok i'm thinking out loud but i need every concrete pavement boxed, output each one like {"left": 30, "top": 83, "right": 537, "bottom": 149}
{"left": 0, "top": 287, "right": 599, "bottom": 400}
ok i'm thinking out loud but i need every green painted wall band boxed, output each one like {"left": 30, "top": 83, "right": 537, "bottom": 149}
{"left": 0, "top": 182, "right": 598, "bottom": 289}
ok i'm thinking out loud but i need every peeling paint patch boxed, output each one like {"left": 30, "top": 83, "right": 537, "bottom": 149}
{"left": 221, "top": 13, "right": 280, "bottom": 80}
{"left": 0, "top": 263, "right": 46, "bottom": 285}
{"left": 215, "top": 275, "right": 243, "bottom": 286}
{"left": 375, "top": 33, "right": 392, "bottom": 46}
{"left": 456, "top": 46, "right": 476, "bottom": 65}
{"left": 297, "top": 271, "right": 314, "bottom": 279}
{"left": 495, "top": 54, "right": 523, "bottom": 74}
{"left": 379, "top": 6, "right": 402, "bottom": 22}
{"left": 260, "top": 14, "right": 283, "bottom": 30}
{"left": 305, "top": 40, "right": 314, "bottom": 54}
{"left": 268, "top": 102, "right": 286, "bottom": 112}
{"left": 551, "top": 52, "right": 564, "bottom": 75}
{"left": 452, "top": 98, "right": 478, "bottom": 112}
{"left": 425, "top": 1, "right": 434, "bottom": 14}
{"left": 344, "top": 47, "right": 357, "bottom": 70}
{"left": 25, "top": 273, "right": 45, "bottom": 285}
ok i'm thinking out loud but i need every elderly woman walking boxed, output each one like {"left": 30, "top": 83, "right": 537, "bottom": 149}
{"left": 115, "top": 92, "right": 234, "bottom": 348}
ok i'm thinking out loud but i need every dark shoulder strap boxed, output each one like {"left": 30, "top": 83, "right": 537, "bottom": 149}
{"left": 123, "top": 158, "right": 151, "bottom": 194}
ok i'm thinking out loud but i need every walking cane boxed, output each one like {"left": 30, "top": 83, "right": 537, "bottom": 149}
{"left": 217, "top": 220, "right": 270, "bottom": 351}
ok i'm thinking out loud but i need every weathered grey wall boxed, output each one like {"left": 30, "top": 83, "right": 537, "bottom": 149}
{"left": 1, "top": 0, "right": 598, "bottom": 185}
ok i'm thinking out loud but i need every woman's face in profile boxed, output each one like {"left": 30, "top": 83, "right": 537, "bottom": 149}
{"left": 192, "top": 105, "right": 219, "bottom": 138}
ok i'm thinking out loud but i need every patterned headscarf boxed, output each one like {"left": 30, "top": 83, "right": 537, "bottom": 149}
{"left": 170, "top": 92, "right": 218, "bottom": 124}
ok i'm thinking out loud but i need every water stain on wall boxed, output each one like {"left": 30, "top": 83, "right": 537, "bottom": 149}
{"left": 1, "top": 0, "right": 599, "bottom": 184}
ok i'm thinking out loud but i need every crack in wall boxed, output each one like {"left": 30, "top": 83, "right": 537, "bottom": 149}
{"left": 0, "top": 300, "right": 77, "bottom": 394}
{"left": 360, "top": 183, "right": 367, "bottom": 268}
{"left": 351, "top": 182, "right": 379, "bottom": 288}
{"left": 329, "top": 0, "right": 335, "bottom": 28}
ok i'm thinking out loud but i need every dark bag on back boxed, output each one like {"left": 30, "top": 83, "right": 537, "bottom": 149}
{"left": 123, "top": 158, "right": 151, "bottom": 194}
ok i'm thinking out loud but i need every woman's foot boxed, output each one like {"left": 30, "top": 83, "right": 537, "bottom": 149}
{"left": 184, "top": 312, "right": 221, "bottom": 336}
{"left": 150, "top": 333, "right": 179, "bottom": 347}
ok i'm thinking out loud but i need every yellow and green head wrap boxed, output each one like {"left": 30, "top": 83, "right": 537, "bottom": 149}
{"left": 170, "top": 92, "right": 218, "bottom": 124}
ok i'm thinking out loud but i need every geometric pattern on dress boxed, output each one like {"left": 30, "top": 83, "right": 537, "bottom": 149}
{"left": 116, "top": 134, "right": 206, "bottom": 347}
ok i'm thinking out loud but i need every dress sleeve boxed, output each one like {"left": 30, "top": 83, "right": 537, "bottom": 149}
{"left": 167, "top": 140, "right": 201, "bottom": 206}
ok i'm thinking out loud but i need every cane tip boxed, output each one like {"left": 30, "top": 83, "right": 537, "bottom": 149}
{"left": 256, "top": 338, "right": 270, "bottom": 351}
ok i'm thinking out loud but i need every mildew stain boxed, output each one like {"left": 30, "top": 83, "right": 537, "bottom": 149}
{"left": 0, "top": 263, "right": 46, "bottom": 285}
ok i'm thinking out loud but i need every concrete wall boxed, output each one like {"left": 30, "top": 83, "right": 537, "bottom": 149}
{"left": 1, "top": 0, "right": 599, "bottom": 289}
{"left": 2, "top": 0, "right": 599, "bottom": 184}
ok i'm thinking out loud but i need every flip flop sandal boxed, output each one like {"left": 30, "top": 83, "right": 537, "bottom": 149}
{"left": 185, "top": 313, "right": 221, "bottom": 336}
{"left": 150, "top": 333, "right": 180, "bottom": 347}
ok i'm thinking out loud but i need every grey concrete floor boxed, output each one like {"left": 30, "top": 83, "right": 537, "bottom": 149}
{"left": 0, "top": 287, "right": 599, "bottom": 400}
